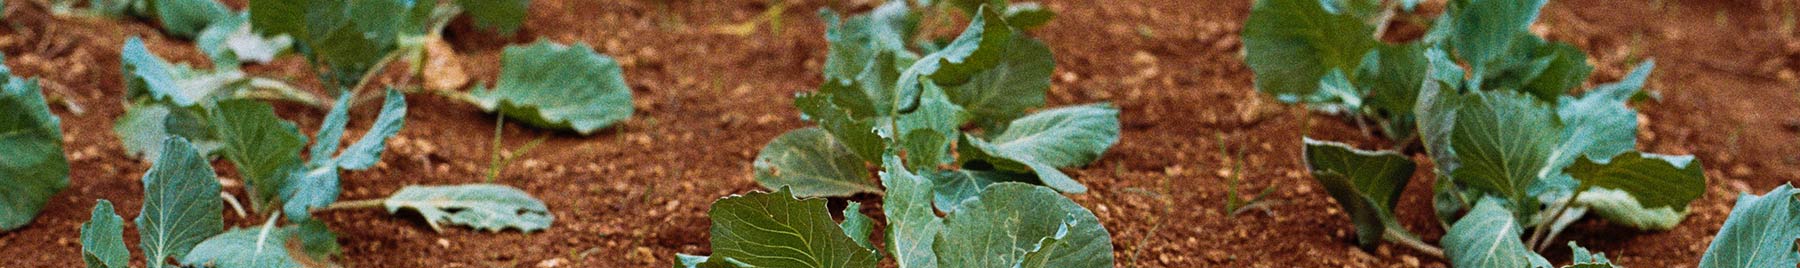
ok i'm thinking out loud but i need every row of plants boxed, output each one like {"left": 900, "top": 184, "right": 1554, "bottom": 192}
{"left": 1246, "top": 0, "right": 1797, "bottom": 266}
{"left": 671, "top": 0, "right": 1121, "bottom": 267}
{"left": 0, "top": 0, "right": 638, "bottom": 266}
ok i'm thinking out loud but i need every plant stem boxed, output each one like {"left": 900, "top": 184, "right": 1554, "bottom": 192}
{"left": 313, "top": 198, "right": 388, "bottom": 212}
{"left": 1526, "top": 187, "right": 1587, "bottom": 251}
{"left": 1384, "top": 228, "right": 1445, "bottom": 259}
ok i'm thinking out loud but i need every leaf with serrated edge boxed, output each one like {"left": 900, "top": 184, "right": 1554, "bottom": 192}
{"left": 1698, "top": 184, "right": 1800, "bottom": 268}
{"left": 752, "top": 128, "right": 880, "bottom": 197}
{"left": 383, "top": 184, "right": 552, "bottom": 232}
{"left": 699, "top": 187, "right": 878, "bottom": 268}
{"left": 334, "top": 88, "right": 408, "bottom": 170}
{"left": 1563, "top": 241, "right": 1615, "bottom": 268}
{"left": 1242, "top": 0, "right": 1376, "bottom": 103}
{"left": 1, "top": 67, "right": 69, "bottom": 231}
{"left": 839, "top": 202, "right": 876, "bottom": 251}
{"left": 1302, "top": 138, "right": 1416, "bottom": 247}
{"left": 469, "top": 40, "right": 633, "bottom": 134}
{"left": 80, "top": 200, "right": 128, "bottom": 268}
{"left": 935, "top": 183, "right": 1114, "bottom": 267}
{"left": 1443, "top": 197, "right": 1550, "bottom": 268}
{"left": 136, "top": 138, "right": 223, "bottom": 268}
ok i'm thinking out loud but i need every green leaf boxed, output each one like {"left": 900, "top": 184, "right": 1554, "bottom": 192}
{"left": 795, "top": 92, "right": 885, "bottom": 163}
{"left": 1301, "top": 138, "right": 1417, "bottom": 247}
{"left": 114, "top": 104, "right": 224, "bottom": 160}
{"left": 1585, "top": 61, "right": 1655, "bottom": 102}
{"left": 897, "top": 83, "right": 967, "bottom": 145}
{"left": 839, "top": 202, "right": 876, "bottom": 251}
{"left": 469, "top": 40, "right": 634, "bottom": 134}
{"left": 1564, "top": 242, "right": 1616, "bottom": 268}
{"left": 456, "top": 0, "right": 530, "bottom": 34}
{"left": 1698, "top": 184, "right": 1800, "bottom": 268}
{"left": 249, "top": 0, "right": 413, "bottom": 87}
{"left": 1574, "top": 187, "right": 1687, "bottom": 230}
{"left": 211, "top": 100, "right": 306, "bottom": 214}
{"left": 1443, "top": 197, "right": 1550, "bottom": 268}
{"left": 752, "top": 128, "right": 881, "bottom": 197}
{"left": 1522, "top": 42, "right": 1593, "bottom": 100}
{"left": 898, "top": 5, "right": 1015, "bottom": 111}
{"left": 382, "top": 184, "right": 553, "bottom": 233}
{"left": 881, "top": 155, "right": 942, "bottom": 268}
{"left": 1450, "top": 90, "right": 1560, "bottom": 213}
{"left": 80, "top": 200, "right": 128, "bottom": 268}
{"left": 307, "top": 94, "right": 353, "bottom": 168}
{"left": 957, "top": 104, "right": 1118, "bottom": 193}
{"left": 1242, "top": 0, "right": 1376, "bottom": 103}
{"left": 137, "top": 138, "right": 224, "bottom": 268}
{"left": 197, "top": 12, "right": 294, "bottom": 65}
{"left": 1447, "top": 0, "right": 1547, "bottom": 79}
{"left": 700, "top": 187, "right": 879, "bottom": 268}
{"left": 935, "top": 183, "right": 1114, "bottom": 268}
{"left": 281, "top": 166, "right": 338, "bottom": 222}
{"left": 180, "top": 226, "right": 304, "bottom": 268}
{"left": 121, "top": 37, "right": 249, "bottom": 107}
{"left": 1357, "top": 43, "right": 1428, "bottom": 120}
{"left": 292, "top": 220, "right": 340, "bottom": 260}
{"left": 0, "top": 67, "right": 69, "bottom": 231}
{"left": 820, "top": 4, "right": 917, "bottom": 84}
{"left": 1549, "top": 81, "right": 1640, "bottom": 171}
{"left": 942, "top": 37, "right": 1051, "bottom": 128}
{"left": 153, "top": 0, "right": 230, "bottom": 38}
{"left": 1565, "top": 152, "right": 1705, "bottom": 210}
{"left": 927, "top": 169, "right": 1033, "bottom": 213}
{"left": 334, "top": 88, "right": 408, "bottom": 170}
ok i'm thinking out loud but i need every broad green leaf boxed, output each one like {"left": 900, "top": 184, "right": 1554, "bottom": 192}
{"left": 957, "top": 104, "right": 1119, "bottom": 193}
{"left": 752, "top": 128, "right": 880, "bottom": 197}
{"left": 1585, "top": 61, "right": 1655, "bottom": 102}
{"left": 180, "top": 226, "right": 303, "bottom": 268}
{"left": 927, "top": 169, "right": 1033, "bottom": 213}
{"left": 1301, "top": 138, "right": 1417, "bottom": 247}
{"left": 456, "top": 0, "right": 530, "bottom": 34}
{"left": 935, "top": 183, "right": 1114, "bottom": 267}
{"left": 1317, "top": 69, "right": 1363, "bottom": 110}
{"left": 137, "top": 138, "right": 224, "bottom": 268}
{"left": 942, "top": 37, "right": 1051, "bottom": 128}
{"left": 249, "top": 0, "right": 413, "bottom": 87}
{"left": 382, "top": 184, "right": 553, "bottom": 233}
{"left": 153, "top": 0, "right": 230, "bottom": 38}
{"left": 469, "top": 40, "right": 634, "bottom": 135}
{"left": 1565, "top": 152, "right": 1705, "bottom": 210}
{"left": 1002, "top": 3, "right": 1054, "bottom": 30}
{"left": 1549, "top": 80, "right": 1641, "bottom": 172}
{"left": 1417, "top": 63, "right": 1469, "bottom": 224}
{"left": 901, "top": 129, "right": 950, "bottom": 173}
{"left": 114, "top": 105, "right": 224, "bottom": 160}
{"left": 1447, "top": 0, "right": 1547, "bottom": 79}
{"left": 333, "top": 88, "right": 408, "bottom": 170}
{"left": 700, "top": 187, "right": 879, "bottom": 268}
{"left": 820, "top": 3, "right": 918, "bottom": 83}
{"left": 822, "top": 51, "right": 903, "bottom": 118}
{"left": 1357, "top": 43, "right": 1428, "bottom": 121}
{"left": 0, "top": 67, "right": 69, "bottom": 231}
{"left": 281, "top": 167, "right": 338, "bottom": 223}
{"left": 1698, "top": 184, "right": 1800, "bottom": 268}
{"left": 1564, "top": 242, "right": 1616, "bottom": 268}
{"left": 1574, "top": 187, "right": 1687, "bottom": 230}
{"left": 80, "top": 200, "right": 128, "bottom": 268}
{"left": 121, "top": 37, "right": 249, "bottom": 107}
{"left": 1242, "top": 0, "right": 1376, "bottom": 103}
{"left": 1443, "top": 197, "right": 1550, "bottom": 268}
{"left": 292, "top": 220, "right": 341, "bottom": 260}
{"left": 1451, "top": 90, "right": 1560, "bottom": 213}
{"left": 211, "top": 100, "right": 306, "bottom": 213}
{"left": 840, "top": 202, "right": 876, "bottom": 251}
{"left": 1522, "top": 42, "right": 1593, "bottom": 100}
{"left": 795, "top": 92, "right": 885, "bottom": 163}
{"left": 899, "top": 5, "right": 1015, "bottom": 111}
{"left": 881, "top": 155, "right": 942, "bottom": 268}
{"left": 897, "top": 82, "right": 967, "bottom": 143}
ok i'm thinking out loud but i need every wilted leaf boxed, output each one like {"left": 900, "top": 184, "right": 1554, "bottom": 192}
{"left": 80, "top": 200, "right": 128, "bottom": 268}
{"left": 1242, "top": 0, "right": 1377, "bottom": 103}
{"left": 469, "top": 40, "right": 634, "bottom": 134}
{"left": 1443, "top": 197, "right": 1551, "bottom": 268}
{"left": 383, "top": 184, "right": 553, "bottom": 233}
{"left": 1698, "top": 184, "right": 1800, "bottom": 268}
{"left": 935, "top": 183, "right": 1114, "bottom": 268}
{"left": 0, "top": 66, "right": 69, "bottom": 231}
{"left": 699, "top": 187, "right": 879, "bottom": 268}
{"left": 1302, "top": 138, "right": 1417, "bottom": 247}
{"left": 753, "top": 128, "right": 881, "bottom": 197}
{"left": 137, "top": 138, "right": 224, "bottom": 267}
